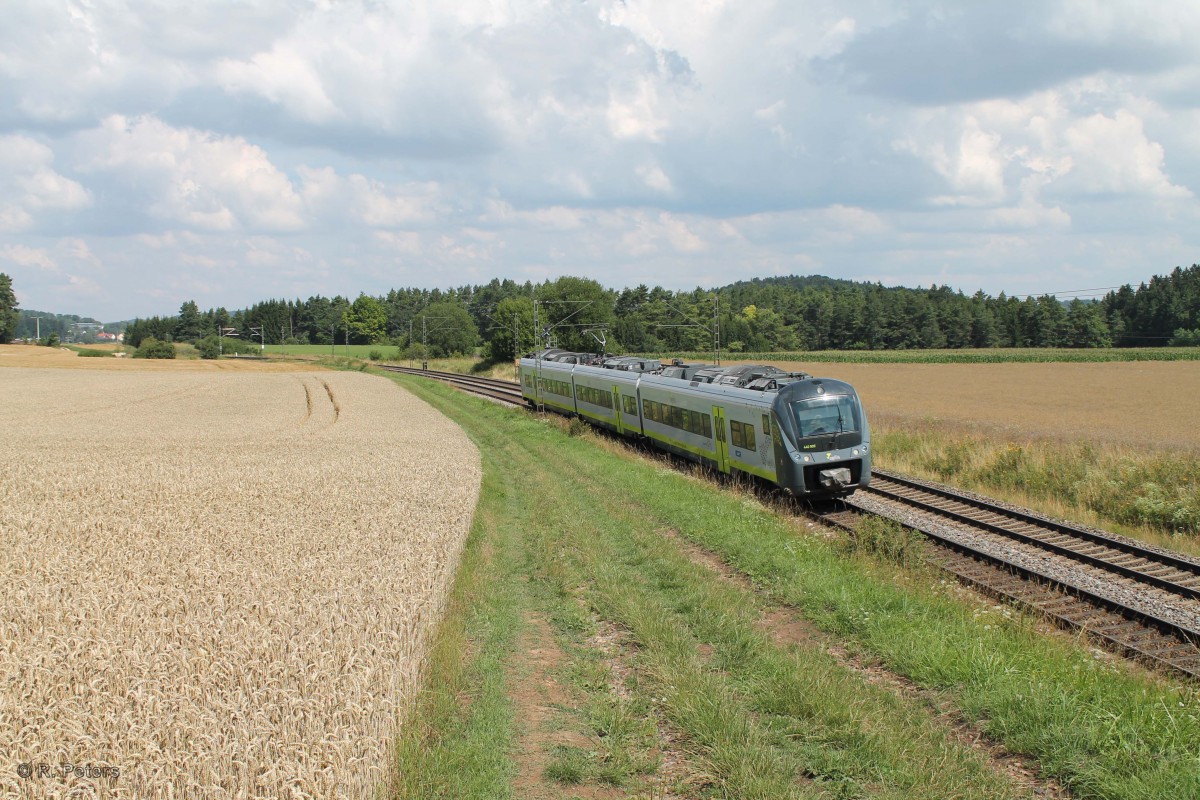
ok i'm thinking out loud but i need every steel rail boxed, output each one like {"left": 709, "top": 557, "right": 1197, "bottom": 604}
{"left": 376, "top": 365, "right": 526, "bottom": 406}
{"left": 865, "top": 472, "right": 1200, "bottom": 603}
{"left": 811, "top": 500, "right": 1200, "bottom": 680}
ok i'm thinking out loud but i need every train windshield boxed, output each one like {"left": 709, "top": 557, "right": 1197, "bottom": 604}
{"left": 791, "top": 396, "right": 860, "bottom": 438}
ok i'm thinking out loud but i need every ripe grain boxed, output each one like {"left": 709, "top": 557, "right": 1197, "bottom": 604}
{"left": 0, "top": 368, "right": 481, "bottom": 798}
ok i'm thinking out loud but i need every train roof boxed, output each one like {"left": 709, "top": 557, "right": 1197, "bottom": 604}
{"left": 658, "top": 363, "right": 712, "bottom": 379}
{"left": 636, "top": 372, "right": 778, "bottom": 408}
{"left": 688, "top": 363, "right": 797, "bottom": 387}
{"left": 527, "top": 348, "right": 599, "bottom": 364}
{"left": 523, "top": 356, "right": 855, "bottom": 397}
{"left": 600, "top": 356, "right": 662, "bottom": 372}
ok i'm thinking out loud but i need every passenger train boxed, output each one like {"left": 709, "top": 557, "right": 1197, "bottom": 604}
{"left": 518, "top": 349, "right": 871, "bottom": 498}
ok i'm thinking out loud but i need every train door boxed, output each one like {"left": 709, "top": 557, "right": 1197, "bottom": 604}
{"left": 712, "top": 405, "right": 730, "bottom": 474}
{"left": 613, "top": 385, "right": 624, "bottom": 435}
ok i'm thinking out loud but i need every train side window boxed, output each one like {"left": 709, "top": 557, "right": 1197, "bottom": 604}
{"left": 624, "top": 396, "right": 638, "bottom": 416}
{"left": 762, "top": 414, "right": 770, "bottom": 434}
{"left": 731, "top": 420, "right": 757, "bottom": 451}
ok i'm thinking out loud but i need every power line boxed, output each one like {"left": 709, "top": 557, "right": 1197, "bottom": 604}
{"left": 1008, "top": 285, "right": 1123, "bottom": 299}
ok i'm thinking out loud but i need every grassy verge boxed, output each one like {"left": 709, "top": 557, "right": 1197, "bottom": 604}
{"left": 382, "top": 369, "right": 1200, "bottom": 798}
{"left": 873, "top": 422, "right": 1200, "bottom": 545}
{"left": 388, "top": 463, "right": 522, "bottom": 798}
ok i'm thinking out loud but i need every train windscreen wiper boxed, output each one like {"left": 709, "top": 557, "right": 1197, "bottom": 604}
{"left": 827, "top": 406, "right": 844, "bottom": 448}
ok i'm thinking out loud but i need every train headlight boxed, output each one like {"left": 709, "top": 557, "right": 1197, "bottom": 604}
{"left": 802, "top": 455, "right": 812, "bottom": 463}
{"left": 852, "top": 449, "right": 859, "bottom": 456}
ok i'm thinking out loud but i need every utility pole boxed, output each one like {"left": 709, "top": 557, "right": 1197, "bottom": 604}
{"left": 33, "top": 316, "right": 41, "bottom": 343}
{"left": 714, "top": 292, "right": 721, "bottom": 366}
{"left": 532, "top": 298, "right": 542, "bottom": 412}
{"left": 218, "top": 326, "right": 237, "bottom": 357}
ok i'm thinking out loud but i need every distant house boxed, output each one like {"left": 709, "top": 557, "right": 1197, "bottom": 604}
{"left": 97, "top": 332, "right": 118, "bottom": 341}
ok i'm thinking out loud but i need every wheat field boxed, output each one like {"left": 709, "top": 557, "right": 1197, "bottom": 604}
{"left": 0, "top": 367, "right": 481, "bottom": 798}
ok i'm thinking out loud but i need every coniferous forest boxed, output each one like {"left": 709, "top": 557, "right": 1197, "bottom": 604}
{"left": 109, "top": 263, "right": 1200, "bottom": 359}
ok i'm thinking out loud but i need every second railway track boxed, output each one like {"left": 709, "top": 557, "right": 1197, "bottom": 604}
{"left": 376, "top": 365, "right": 525, "bottom": 405}
{"left": 384, "top": 364, "right": 1200, "bottom": 679}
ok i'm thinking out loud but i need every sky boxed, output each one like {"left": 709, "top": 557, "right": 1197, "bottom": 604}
{"left": 2, "top": 1, "right": 1200, "bottom": 321}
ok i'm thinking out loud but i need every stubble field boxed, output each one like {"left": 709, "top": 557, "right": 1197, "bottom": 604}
{"left": 0, "top": 364, "right": 481, "bottom": 798}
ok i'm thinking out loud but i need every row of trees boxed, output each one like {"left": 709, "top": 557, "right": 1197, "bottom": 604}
{"left": 108, "top": 263, "right": 1200, "bottom": 360}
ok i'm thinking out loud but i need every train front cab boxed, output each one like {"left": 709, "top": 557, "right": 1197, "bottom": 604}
{"left": 769, "top": 379, "right": 871, "bottom": 497}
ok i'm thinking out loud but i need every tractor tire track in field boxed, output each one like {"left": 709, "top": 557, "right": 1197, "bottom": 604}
{"left": 655, "top": 526, "right": 1073, "bottom": 800}
{"left": 296, "top": 376, "right": 339, "bottom": 428}
{"left": 321, "top": 379, "right": 341, "bottom": 422}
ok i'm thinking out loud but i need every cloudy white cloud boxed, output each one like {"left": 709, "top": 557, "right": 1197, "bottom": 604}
{"left": 0, "top": 135, "right": 91, "bottom": 232}
{"left": 1, "top": 0, "right": 1199, "bottom": 320}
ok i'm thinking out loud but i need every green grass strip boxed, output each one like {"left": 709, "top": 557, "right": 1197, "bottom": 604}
{"left": 388, "top": 466, "right": 522, "bottom": 799}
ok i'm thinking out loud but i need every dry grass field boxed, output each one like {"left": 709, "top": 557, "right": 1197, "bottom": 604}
{"left": 765, "top": 360, "right": 1200, "bottom": 451}
{"left": 0, "top": 365, "right": 481, "bottom": 798}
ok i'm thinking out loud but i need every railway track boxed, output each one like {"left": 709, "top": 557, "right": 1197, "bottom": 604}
{"left": 841, "top": 472, "right": 1200, "bottom": 679}
{"left": 375, "top": 365, "right": 525, "bottom": 405}
{"left": 384, "top": 365, "right": 1200, "bottom": 679}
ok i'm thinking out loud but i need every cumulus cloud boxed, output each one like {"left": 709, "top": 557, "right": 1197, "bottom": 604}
{"left": 1, "top": 244, "right": 58, "bottom": 273}
{"left": 0, "top": 135, "right": 91, "bottom": 231}
{"left": 1060, "top": 109, "right": 1191, "bottom": 198}
{"left": 298, "top": 167, "right": 443, "bottom": 228}
{"left": 74, "top": 115, "right": 304, "bottom": 231}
